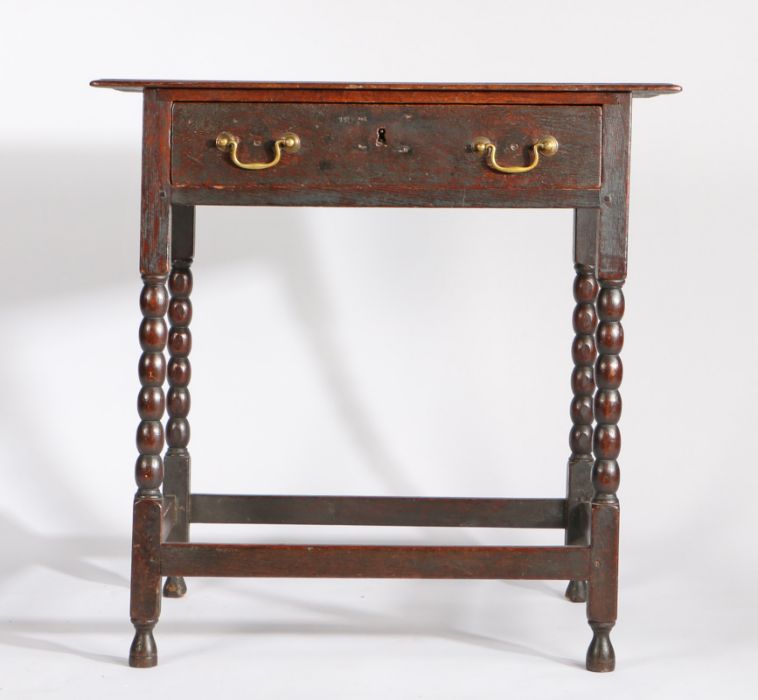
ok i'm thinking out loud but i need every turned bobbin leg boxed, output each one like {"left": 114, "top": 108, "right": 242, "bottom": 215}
{"left": 163, "top": 205, "right": 195, "bottom": 599}
{"left": 565, "top": 208, "right": 599, "bottom": 603}
{"left": 586, "top": 281, "right": 623, "bottom": 672}
{"left": 130, "top": 89, "right": 172, "bottom": 668}
{"left": 565, "top": 263, "right": 598, "bottom": 603}
{"left": 130, "top": 275, "right": 168, "bottom": 668}
{"left": 583, "top": 96, "right": 630, "bottom": 672}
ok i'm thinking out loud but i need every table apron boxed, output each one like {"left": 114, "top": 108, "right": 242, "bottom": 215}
{"left": 170, "top": 185, "right": 601, "bottom": 208}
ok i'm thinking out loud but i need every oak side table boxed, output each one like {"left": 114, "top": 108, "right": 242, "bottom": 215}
{"left": 91, "top": 80, "right": 680, "bottom": 671}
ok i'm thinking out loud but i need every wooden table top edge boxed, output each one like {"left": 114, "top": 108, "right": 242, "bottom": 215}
{"left": 90, "top": 79, "right": 682, "bottom": 97}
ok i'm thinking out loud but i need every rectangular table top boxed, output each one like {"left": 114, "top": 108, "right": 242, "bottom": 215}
{"left": 90, "top": 80, "right": 681, "bottom": 98}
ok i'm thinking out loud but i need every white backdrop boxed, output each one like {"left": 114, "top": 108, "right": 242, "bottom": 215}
{"left": 1, "top": 1, "right": 756, "bottom": 697}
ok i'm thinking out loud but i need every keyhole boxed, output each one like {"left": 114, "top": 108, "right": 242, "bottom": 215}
{"left": 376, "top": 127, "right": 387, "bottom": 146}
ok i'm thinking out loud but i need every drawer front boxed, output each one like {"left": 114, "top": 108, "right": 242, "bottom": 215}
{"left": 171, "top": 103, "right": 602, "bottom": 203}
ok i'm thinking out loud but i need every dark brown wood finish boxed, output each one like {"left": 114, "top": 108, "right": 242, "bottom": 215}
{"left": 95, "top": 80, "right": 678, "bottom": 671}
{"left": 162, "top": 204, "right": 195, "bottom": 600}
{"left": 171, "top": 185, "right": 601, "bottom": 210}
{"left": 158, "top": 89, "right": 627, "bottom": 106}
{"left": 581, "top": 95, "right": 631, "bottom": 670}
{"left": 140, "top": 92, "right": 171, "bottom": 276}
{"left": 91, "top": 80, "right": 681, "bottom": 97}
{"left": 564, "top": 220, "right": 600, "bottom": 601}
{"left": 587, "top": 281, "right": 625, "bottom": 672}
{"left": 162, "top": 544, "right": 591, "bottom": 580}
{"left": 190, "top": 495, "right": 567, "bottom": 529}
{"left": 597, "top": 97, "right": 632, "bottom": 280}
{"left": 564, "top": 206, "right": 600, "bottom": 603}
{"left": 172, "top": 103, "right": 601, "bottom": 194}
{"left": 131, "top": 271, "right": 168, "bottom": 668}
{"left": 160, "top": 496, "right": 177, "bottom": 541}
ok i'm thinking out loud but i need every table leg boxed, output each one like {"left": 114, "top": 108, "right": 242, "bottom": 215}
{"left": 565, "top": 262, "right": 598, "bottom": 602}
{"left": 130, "top": 276, "right": 168, "bottom": 667}
{"left": 586, "top": 280, "right": 623, "bottom": 672}
{"left": 163, "top": 205, "right": 195, "bottom": 599}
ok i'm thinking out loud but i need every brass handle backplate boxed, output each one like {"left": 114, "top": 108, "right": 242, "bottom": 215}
{"left": 215, "top": 131, "right": 301, "bottom": 170}
{"left": 473, "top": 135, "right": 559, "bottom": 174}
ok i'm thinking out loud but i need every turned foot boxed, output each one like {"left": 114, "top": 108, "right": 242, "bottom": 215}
{"left": 129, "top": 623, "right": 157, "bottom": 668}
{"left": 163, "top": 575, "right": 187, "bottom": 598}
{"left": 586, "top": 621, "right": 615, "bottom": 672}
{"left": 565, "top": 579, "right": 587, "bottom": 603}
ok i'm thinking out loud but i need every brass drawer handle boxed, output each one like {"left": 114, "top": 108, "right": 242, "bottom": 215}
{"left": 215, "top": 131, "right": 301, "bottom": 170}
{"left": 473, "top": 135, "right": 558, "bottom": 174}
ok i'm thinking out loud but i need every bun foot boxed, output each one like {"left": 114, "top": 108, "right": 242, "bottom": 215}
{"left": 163, "top": 575, "right": 187, "bottom": 598}
{"left": 586, "top": 621, "right": 615, "bottom": 672}
{"left": 129, "top": 623, "right": 157, "bottom": 668}
{"left": 565, "top": 579, "right": 587, "bottom": 603}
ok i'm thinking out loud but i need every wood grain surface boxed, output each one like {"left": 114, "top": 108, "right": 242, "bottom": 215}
{"left": 171, "top": 102, "right": 601, "bottom": 206}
